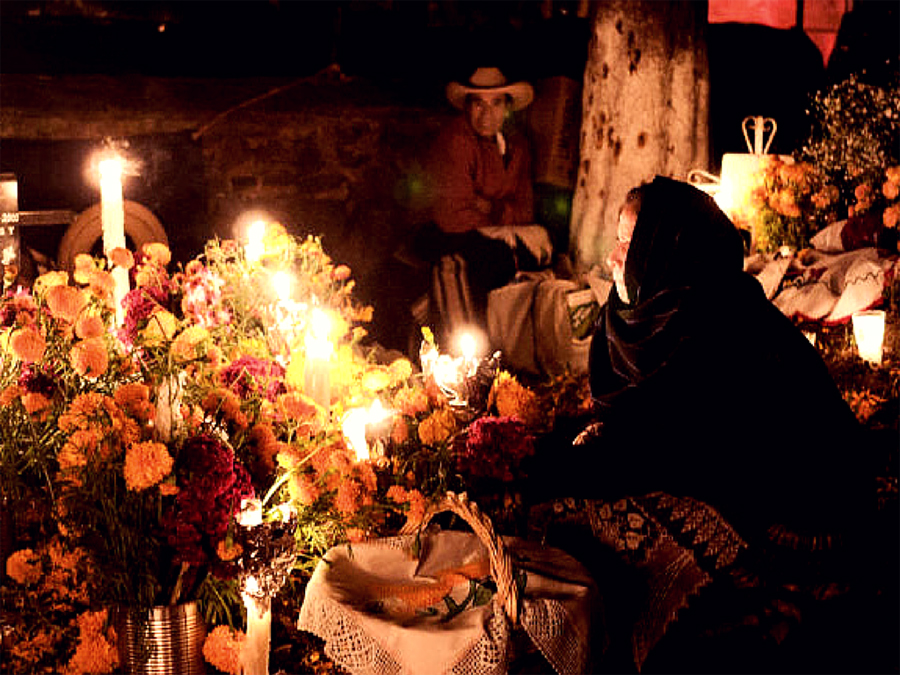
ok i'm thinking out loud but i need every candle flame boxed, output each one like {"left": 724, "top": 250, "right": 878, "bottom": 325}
{"left": 459, "top": 332, "right": 476, "bottom": 362}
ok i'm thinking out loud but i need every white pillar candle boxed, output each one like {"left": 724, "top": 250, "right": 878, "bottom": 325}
{"left": 241, "top": 585, "right": 271, "bottom": 675}
{"left": 304, "top": 308, "right": 333, "bottom": 409}
{"left": 99, "top": 157, "right": 129, "bottom": 325}
{"left": 852, "top": 310, "right": 886, "bottom": 365}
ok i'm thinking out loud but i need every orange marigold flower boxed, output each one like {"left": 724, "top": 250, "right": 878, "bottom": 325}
{"left": 73, "top": 254, "right": 97, "bottom": 284}
{"left": 203, "top": 625, "right": 245, "bottom": 675}
{"left": 22, "top": 392, "right": 52, "bottom": 419}
{"left": 170, "top": 325, "right": 210, "bottom": 363}
{"left": 854, "top": 183, "right": 873, "bottom": 201}
{"left": 109, "top": 247, "right": 135, "bottom": 269}
{"left": 216, "top": 539, "right": 243, "bottom": 562}
{"left": 159, "top": 480, "right": 180, "bottom": 496}
{"left": 6, "top": 548, "right": 41, "bottom": 585}
{"left": 386, "top": 484, "right": 408, "bottom": 503}
{"left": 361, "top": 367, "right": 391, "bottom": 393}
{"left": 334, "top": 479, "right": 363, "bottom": 515}
{"left": 59, "top": 392, "right": 105, "bottom": 432}
{"left": 260, "top": 222, "right": 292, "bottom": 261}
{"left": 10, "top": 325, "right": 46, "bottom": 363}
{"left": 883, "top": 180, "right": 899, "bottom": 201}
{"left": 124, "top": 441, "right": 174, "bottom": 491}
{"left": 201, "top": 388, "right": 248, "bottom": 429}
{"left": 248, "top": 423, "right": 281, "bottom": 475}
{"left": 406, "top": 489, "right": 426, "bottom": 525}
{"left": 87, "top": 269, "right": 116, "bottom": 302}
{"left": 417, "top": 408, "right": 457, "bottom": 446}
{"left": 391, "top": 418, "right": 410, "bottom": 445}
{"left": 114, "top": 382, "right": 155, "bottom": 421}
{"left": 276, "top": 391, "right": 321, "bottom": 424}
{"left": 276, "top": 444, "right": 303, "bottom": 470}
{"left": 142, "top": 242, "right": 172, "bottom": 267}
{"left": 33, "top": 270, "right": 69, "bottom": 297}
{"left": 65, "top": 608, "right": 119, "bottom": 675}
{"left": 332, "top": 264, "right": 351, "bottom": 281}
{"left": 288, "top": 472, "right": 320, "bottom": 506}
{"left": 0, "top": 384, "right": 21, "bottom": 407}
{"left": 393, "top": 385, "right": 430, "bottom": 417}
{"left": 140, "top": 310, "right": 178, "bottom": 347}
{"left": 884, "top": 204, "right": 900, "bottom": 229}
{"left": 46, "top": 285, "right": 88, "bottom": 323}
{"left": 59, "top": 429, "right": 98, "bottom": 472}
{"left": 71, "top": 337, "right": 109, "bottom": 378}
{"left": 490, "top": 371, "right": 541, "bottom": 427}
{"left": 388, "top": 357, "right": 413, "bottom": 384}
{"left": 345, "top": 528, "right": 369, "bottom": 543}
{"left": 75, "top": 314, "right": 105, "bottom": 339}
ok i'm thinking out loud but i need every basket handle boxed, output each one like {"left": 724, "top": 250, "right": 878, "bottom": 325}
{"left": 399, "top": 491, "right": 519, "bottom": 625}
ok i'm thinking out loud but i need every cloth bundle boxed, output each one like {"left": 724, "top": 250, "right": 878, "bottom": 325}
{"left": 299, "top": 522, "right": 597, "bottom": 675}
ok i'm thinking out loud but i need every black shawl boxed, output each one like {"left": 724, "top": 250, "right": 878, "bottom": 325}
{"left": 575, "top": 177, "right": 867, "bottom": 541}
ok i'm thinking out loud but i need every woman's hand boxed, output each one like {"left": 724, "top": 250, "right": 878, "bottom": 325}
{"left": 573, "top": 421, "right": 604, "bottom": 447}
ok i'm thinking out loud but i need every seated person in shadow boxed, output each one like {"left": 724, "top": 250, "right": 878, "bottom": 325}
{"left": 523, "top": 177, "right": 889, "bottom": 673}
{"left": 415, "top": 67, "right": 551, "bottom": 337}
{"left": 363, "top": 66, "right": 548, "bottom": 356}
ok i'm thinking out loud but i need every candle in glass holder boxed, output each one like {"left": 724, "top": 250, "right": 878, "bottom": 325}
{"left": 98, "top": 156, "right": 129, "bottom": 325}
{"left": 852, "top": 309, "right": 886, "bottom": 365}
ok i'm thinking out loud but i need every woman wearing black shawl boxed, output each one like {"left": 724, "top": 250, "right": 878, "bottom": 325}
{"left": 525, "top": 177, "right": 883, "bottom": 673}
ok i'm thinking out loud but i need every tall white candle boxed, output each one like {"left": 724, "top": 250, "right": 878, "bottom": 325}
{"left": 241, "top": 581, "right": 271, "bottom": 675}
{"left": 304, "top": 308, "right": 333, "bottom": 409}
{"left": 98, "top": 157, "right": 129, "bottom": 325}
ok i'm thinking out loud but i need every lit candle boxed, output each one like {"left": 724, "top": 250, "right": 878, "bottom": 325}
{"left": 239, "top": 498, "right": 263, "bottom": 527}
{"left": 241, "top": 579, "right": 271, "bottom": 675}
{"left": 852, "top": 310, "right": 886, "bottom": 365}
{"left": 245, "top": 220, "right": 266, "bottom": 264}
{"left": 304, "top": 308, "right": 333, "bottom": 409}
{"left": 342, "top": 400, "right": 393, "bottom": 462}
{"left": 458, "top": 331, "right": 478, "bottom": 377}
{"left": 98, "top": 157, "right": 129, "bottom": 325}
{"left": 342, "top": 406, "right": 370, "bottom": 461}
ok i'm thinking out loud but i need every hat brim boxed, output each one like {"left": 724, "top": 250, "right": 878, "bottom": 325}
{"left": 446, "top": 81, "right": 534, "bottom": 112}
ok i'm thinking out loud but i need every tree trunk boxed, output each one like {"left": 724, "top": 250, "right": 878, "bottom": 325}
{"left": 570, "top": 0, "right": 711, "bottom": 272}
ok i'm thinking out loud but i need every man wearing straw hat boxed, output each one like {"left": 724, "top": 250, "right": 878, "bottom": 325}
{"left": 416, "top": 66, "right": 550, "bottom": 342}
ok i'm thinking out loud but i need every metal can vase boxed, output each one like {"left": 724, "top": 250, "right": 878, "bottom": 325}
{"left": 117, "top": 601, "right": 207, "bottom": 675}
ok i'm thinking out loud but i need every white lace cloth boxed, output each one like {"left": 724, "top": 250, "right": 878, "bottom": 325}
{"left": 298, "top": 532, "right": 596, "bottom": 675}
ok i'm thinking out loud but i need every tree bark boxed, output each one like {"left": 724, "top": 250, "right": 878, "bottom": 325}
{"left": 570, "top": 0, "right": 711, "bottom": 272}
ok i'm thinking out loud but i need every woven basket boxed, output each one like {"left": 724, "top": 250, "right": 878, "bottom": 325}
{"left": 399, "top": 491, "right": 520, "bottom": 626}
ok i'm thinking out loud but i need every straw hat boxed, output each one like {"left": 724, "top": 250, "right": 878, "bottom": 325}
{"left": 446, "top": 67, "right": 534, "bottom": 111}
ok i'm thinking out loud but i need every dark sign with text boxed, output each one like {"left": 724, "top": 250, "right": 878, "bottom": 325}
{"left": 0, "top": 174, "right": 19, "bottom": 281}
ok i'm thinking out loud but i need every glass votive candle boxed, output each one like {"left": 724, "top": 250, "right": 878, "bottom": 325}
{"left": 852, "top": 309, "right": 886, "bottom": 365}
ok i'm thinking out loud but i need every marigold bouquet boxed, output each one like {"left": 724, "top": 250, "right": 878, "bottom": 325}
{"left": 741, "top": 73, "right": 899, "bottom": 252}
{"left": 1, "top": 221, "right": 547, "bottom": 674}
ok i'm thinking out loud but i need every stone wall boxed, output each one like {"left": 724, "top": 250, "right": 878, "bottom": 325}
{"left": 0, "top": 70, "right": 453, "bottom": 282}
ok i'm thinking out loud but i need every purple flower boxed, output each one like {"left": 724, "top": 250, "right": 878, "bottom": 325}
{"left": 457, "top": 416, "right": 535, "bottom": 481}
{"left": 218, "top": 355, "right": 286, "bottom": 402}
{"left": 18, "top": 363, "right": 56, "bottom": 397}
{"left": 163, "top": 434, "right": 254, "bottom": 568}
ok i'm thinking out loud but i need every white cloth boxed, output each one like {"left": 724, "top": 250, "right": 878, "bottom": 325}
{"left": 298, "top": 531, "right": 597, "bottom": 675}
{"left": 479, "top": 225, "right": 553, "bottom": 269}
{"left": 748, "top": 247, "right": 894, "bottom": 323}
